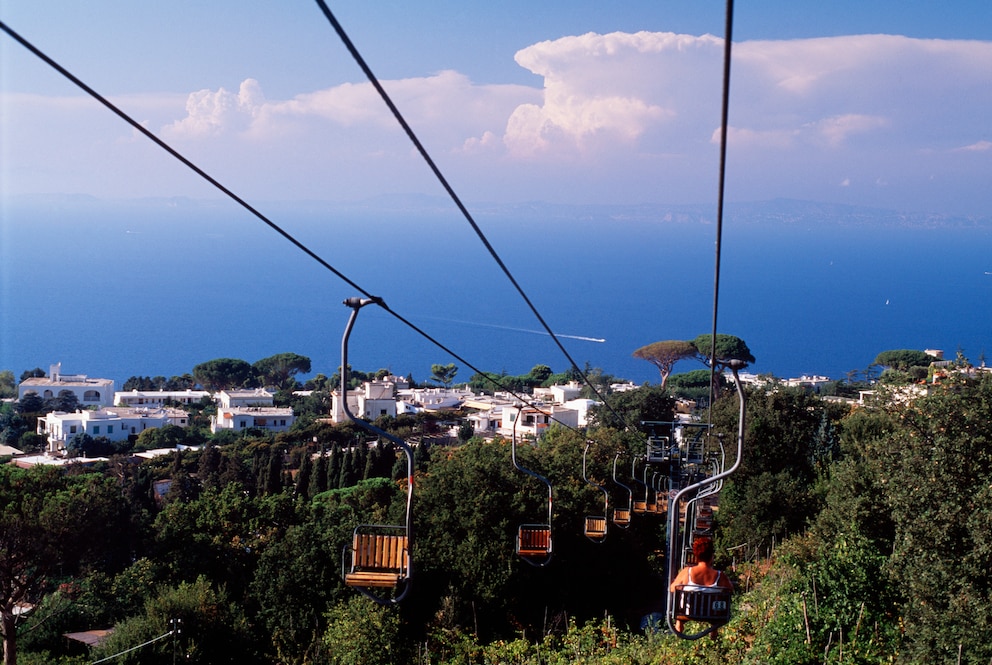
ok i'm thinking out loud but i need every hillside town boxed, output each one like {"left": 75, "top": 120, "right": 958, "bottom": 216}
{"left": 5, "top": 348, "right": 984, "bottom": 470}
{"left": 5, "top": 362, "right": 627, "bottom": 466}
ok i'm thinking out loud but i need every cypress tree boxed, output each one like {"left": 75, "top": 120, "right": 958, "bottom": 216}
{"left": 379, "top": 440, "right": 397, "bottom": 478}
{"left": 364, "top": 445, "right": 378, "bottom": 480}
{"left": 296, "top": 449, "right": 313, "bottom": 500}
{"left": 265, "top": 448, "right": 284, "bottom": 494}
{"left": 198, "top": 442, "right": 221, "bottom": 490}
{"left": 327, "top": 443, "right": 341, "bottom": 490}
{"left": 356, "top": 438, "right": 369, "bottom": 478}
{"left": 339, "top": 448, "right": 357, "bottom": 488}
{"left": 311, "top": 446, "right": 328, "bottom": 496}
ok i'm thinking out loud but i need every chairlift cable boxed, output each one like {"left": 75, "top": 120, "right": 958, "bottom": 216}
{"left": 706, "top": 0, "right": 736, "bottom": 420}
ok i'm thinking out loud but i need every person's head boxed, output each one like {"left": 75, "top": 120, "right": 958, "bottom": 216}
{"left": 692, "top": 537, "right": 715, "bottom": 563}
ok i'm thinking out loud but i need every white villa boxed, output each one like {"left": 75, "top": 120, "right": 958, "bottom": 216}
{"left": 211, "top": 407, "right": 294, "bottom": 433}
{"left": 533, "top": 381, "right": 583, "bottom": 404}
{"left": 562, "top": 398, "right": 597, "bottom": 427}
{"left": 397, "top": 387, "right": 475, "bottom": 414}
{"left": 18, "top": 364, "right": 116, "bottom": 408}
{"left": 216, "top": 389, "right": 276, "bottom": 408}
{"left": 211, "top": 389, "right": 294, "bottom": 433}
{"left": 499, "top": 403, "right": 580, "bottom": 439}
{"left": 36, "top": 406, "right": 188, "bottom": 453}
{"left": 115, "top": 389, "right": 210, "bottom": 408}
{"left": 330, "top": 380, "right": 399, "bottom": 423}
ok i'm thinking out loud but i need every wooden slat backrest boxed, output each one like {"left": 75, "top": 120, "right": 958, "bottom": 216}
{"left": 585, "top": 517, "right": 607, "bottom": 536}
{"left": 673, "top": 587, "right": 732, "bottom": 623}
{"left": 518, "top": 526, "right": 551, "bottom": 553}
{"left": 352, "top": 532, "right": 408, "bottom": 572}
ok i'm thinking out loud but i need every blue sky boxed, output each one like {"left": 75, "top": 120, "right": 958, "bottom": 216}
{"left": 2, "top": 0, "right": 991, "bottom": 214}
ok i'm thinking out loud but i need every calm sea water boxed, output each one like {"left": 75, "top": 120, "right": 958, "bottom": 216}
{"left": 2, "top": 199, "right": 990, "bottom": 387}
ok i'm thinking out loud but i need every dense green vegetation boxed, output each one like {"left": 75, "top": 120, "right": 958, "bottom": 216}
{"left": 2, "top": 358, "right": 991, "bottom": 664}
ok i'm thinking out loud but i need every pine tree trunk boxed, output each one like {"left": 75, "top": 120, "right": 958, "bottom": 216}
{"left": 2, "top": 608, "right": 16, "bottom": 665}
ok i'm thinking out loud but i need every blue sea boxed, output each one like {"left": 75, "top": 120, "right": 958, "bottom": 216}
{"left": 2, "top": 197, "right": 990, "bottom": 388}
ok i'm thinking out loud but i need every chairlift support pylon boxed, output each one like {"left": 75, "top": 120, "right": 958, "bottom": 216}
{"left": 338, "top": 297, "right": 414, "bottom": 605}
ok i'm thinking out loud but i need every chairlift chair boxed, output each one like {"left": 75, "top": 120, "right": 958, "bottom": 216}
{"left": 630, "top": 455, "right": 649, "bottom": 514}
{"left": 610, "top": 452, "right": 633, "bottom": 528}
{"left": 581, "top": 441, "right": 609, "bottom": 543}
{"left": 511, "top": 413, "right": 553, "bottom": 566}
{"left": 646, "top": 435, "right": 670, "bottom": 463}
{"left": 338, "top": 297, "right": 414, "bottom": 605}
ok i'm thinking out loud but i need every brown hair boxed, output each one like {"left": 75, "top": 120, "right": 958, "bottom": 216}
{"left": 692, "top": 537, "right": 714, "bottom": 563}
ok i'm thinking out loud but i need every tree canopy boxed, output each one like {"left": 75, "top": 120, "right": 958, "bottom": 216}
{"left": 0, "top": 466, "right": 127, "bottom": 665}
{"left": 0, "top": 372, "right": 14, "bottom": 400}
{"left": 632, "top": 340, "right": 696, "bottom": 389}
{"left": 192, "top": 358, "right": 255, "bottom": 391}
{"left": 252, "top": 353, "right": 312, "bottom": 390}
{"left": 429, "top": 363, "right": 458, "bottom": 388}
{"left": 690, "top": 333, "right": 755, "bottom": 366}
{"left": 872, "top": 348, "right": 933, "bottom": 370}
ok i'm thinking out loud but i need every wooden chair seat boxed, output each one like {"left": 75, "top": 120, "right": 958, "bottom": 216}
{"left": 612, "top": 508, "right": 631, "bottom": 526}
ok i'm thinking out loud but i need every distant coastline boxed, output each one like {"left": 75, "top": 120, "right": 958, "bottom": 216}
{"left": 6, "top": 193, "right": 992, "bottom": 229}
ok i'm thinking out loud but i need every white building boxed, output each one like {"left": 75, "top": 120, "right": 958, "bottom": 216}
{"left": 533, "top": 381, "right": 583, "bottom": 404}
{"left": 396, "top": 387, "right": 473, "bottom": 414}
{"left": 563, "top": 398, "right": 598, "bottom": 427}
{"left": 784, "top": 375, "right": 832, "bottom": 389}
{"left": 330, "top": 380, "right": 398, "bottom": 423}
{"left": 115, "top": 389, "right": 211, "bottom": 408}
{"left": 18, "top": 364, "right": 115, "bottom": 408}
{"left": 499, "top": 403, "right": 579, "bottom": 439}
{"left": 216, "top": 389, "right": 275, "bottom": 408}
{"left": 36, "top": 407, "right": 186, "bottom": 453}
{"left": 210, "top": 406, "right": 295, "bottom": 434}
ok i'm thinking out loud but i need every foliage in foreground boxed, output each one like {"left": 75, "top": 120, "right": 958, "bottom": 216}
{"left": 5, "top": 374, "right": 992, "bottom": 664}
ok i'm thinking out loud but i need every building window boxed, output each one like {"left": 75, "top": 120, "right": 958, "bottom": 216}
{"left": 70, "top": 425, "right": 77, "bottom": 434}
{"left": 107, "top": 426, "right": 113, "bottom": 434}
{"left": 240, "top": 421, "right": 248, "bottom": 428}
{"left": 84, "top": 390, "right": 100, "bottom": 401}
{"left": 93, "top": 426, "right": 100, "bottom": 434}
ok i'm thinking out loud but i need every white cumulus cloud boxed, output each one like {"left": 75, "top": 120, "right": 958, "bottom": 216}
{"left": 163, "top": 79, "right": 265, "bottom": 138}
